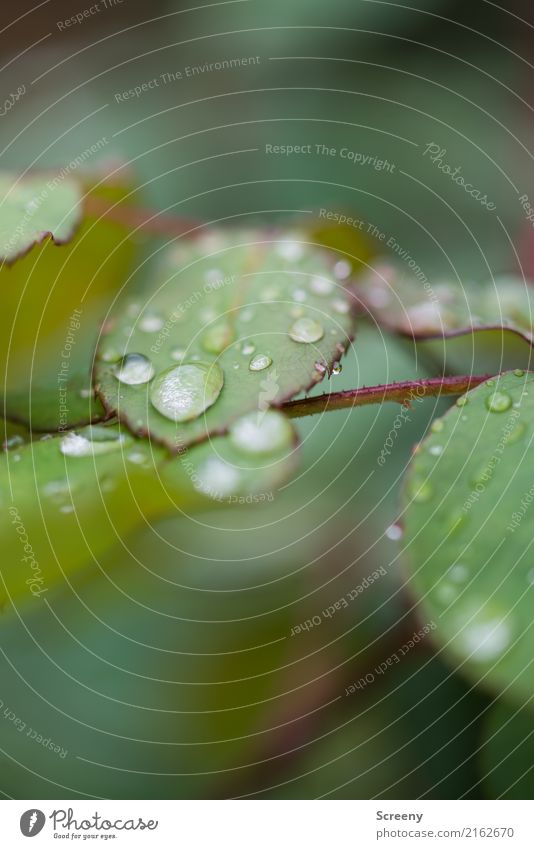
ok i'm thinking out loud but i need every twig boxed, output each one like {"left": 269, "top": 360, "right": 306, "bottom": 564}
{"left": 281, "top": 374, "right": 491, "bottom": 418}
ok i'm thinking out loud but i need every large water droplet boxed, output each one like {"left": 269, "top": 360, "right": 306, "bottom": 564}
{"left": 113, "top": 353, "right": 155, "bottom": 385}
{"left": 202, "top": 323, "right": 234, "bottom": 354}
{"left": 249, "top": 354, "right": 272, "bottom": 372}
{"left": 150, "top": 362, "right": 224, "bottom": 422}
{"left": 289, "top": 317, "right": 324, "bottom": 344}
{"left": 486, "top": 390, "right": 512, "bottom": 413}
{"left": 229, "top": 411, "right": 293, "bottom": 455}
{"left": 60, "top": 426, "right": 127, "bottom": 457}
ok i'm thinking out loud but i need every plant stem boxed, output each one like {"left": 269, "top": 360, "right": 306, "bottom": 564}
{"left": 281, "top": 374, "right": 491, "bottom": 418}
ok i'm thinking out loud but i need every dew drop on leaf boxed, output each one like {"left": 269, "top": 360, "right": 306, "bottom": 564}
{"left": 139, "top": 314, "right": 164, "bottom": 333}
{"left": 289, "top": 317, "right": 324, "bottom": 344}
{"left": 59, "top": 426, "right": 127, "bottom": 457}
{"left": 310, "top": 276, "right": 333, "bottom": 296}
{"left": 485, "top": 391, "right": 513, "bottom": 413}
{"left": 149, "top": 362, "right": 224, "bottom": 422}
{"left": 113, "top": 353, "right": 155, "bottom": 385}
{"left": 194, "top": 456, "right": 240, "bottom": 497}
{"left": 201, "top": 322, "right": 234, "bottom": 354}
{"left": 249, "top": 354, "right": 272, "bottom": 372}
{"left": 229, "top": 410, "right": 293, "bottom": 455}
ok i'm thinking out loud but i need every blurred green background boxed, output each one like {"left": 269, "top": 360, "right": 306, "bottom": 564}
{"left": 1, "top": 0, "right": 533, "bottom": 799}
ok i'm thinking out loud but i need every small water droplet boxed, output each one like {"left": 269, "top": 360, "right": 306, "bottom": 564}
{"left": 429, "top": 444, "right": 443, "bottom": 456}
{"left": 249, "top": 353, "right": 272, "bottom": 372}
{"left": 229, "top": 410, "right": 293, "bottom": 455}
{"left": 461, "top": 615, "right": 511, "bottom": 661}
{"left": 334, "top": 260, "right": 352, "bottom": 280}
{"left": 456, "top": 395, "right": 469, "bottom": 407}
{"left": 331, "top": 298, "right": 350, "bottom": 314}
{"left": 3, "top": 435, "right": 24, "bottom": 451}
{"left": 204, "top": 268, "right": 223, "bottom": 286}
{"left": 527, "top": 568, "right": 534, "bottom": 586}
{"left": 232, "top": 362, "right": 240, "bottom": 370}
{"left": 331, "top": 361, "right": 342, "bottom": 376}
{"left": 60, "top": 504, "right": 75, "bottom": 514}
{"left": 139, "top": 314, "right": 164, "bottom": 333}
{"left": 200, "top": 306, "right": 216, "bottom": 322}
{"left": 150, "top": 362, "right": 224, "bottom": 422}
{"left": 113, "top": 353, "right": 155, "bottom": 385}
{"left": 486, "top": 390, "right": 512, "bottom": 413}
{"left": 127, "top": 450, "right": 150, "bottom": 466}
{"left": 100, "top": 347, "right": 122, "bottom": 363}
{"left": 202, "top": 322, "right": 234, "bottom": 354}
{"left": 289, "top": 317, "right": 324, "bottom": 344}
{"left": 171, "top": 347, "right": 186, "bottom": 361}
{"left": 59, "top": 426, "right": 127, "bottom": 457}
{"left": 239, "top": 308, "right": 254, "bottom": 323}
{"left": 241, "top": 341, "right": 256, "bottom": 356}
{"left": 78, "top": 387, "right": 91, "bottom": 399}
{"left": 514, "top": 369, "right": 525, "bottom": 377}
{"left": 385, "top": 523, "right": 403, "bottom": 541}
{"left": 126, "top": 302, "right": 141, "bottom": 318}
{"left": 290, "top": 306, "right": 304, "bottom": 319}
{"left": 293, "top": 288, "right": 307, "bottom": 303}
{"left": 310, "top": 276, "right": 333, "bottom": 296}
{"left": 431, "top": 419, "right": 444, "bottom": 433}
{"left": 449, "top": 564, "right": 468, "bottom": 582}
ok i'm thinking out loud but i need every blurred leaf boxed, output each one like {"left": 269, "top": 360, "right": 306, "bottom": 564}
{"left": 2, "top": 170, "right": 137, "bottom": 430}
{"left": 0, "top": 172, "right": 82, "bottom": 264}
{"left": 95, "top": 230, "right": 355, "bottom": 451}
{"left": 0, "top": 412, "right": 299, "bottom": 615}
{"left": 353, "top": 264, "right": 534, "bottom": 373}
{"left": 481, "top": 700, "right": 534, "bottom": 799}
{"left": 258, "top": 657, "right": 482, "bottom": 799}
{"left": 402, "top": 371, "right": 534, "bottom": 704}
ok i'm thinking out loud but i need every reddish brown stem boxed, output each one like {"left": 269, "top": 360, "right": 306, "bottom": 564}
{"left": 85, "top": 196, "right": 200, "bottom": 238}
{"left": 281, "top": 374, "right": 491, "bottom": 418}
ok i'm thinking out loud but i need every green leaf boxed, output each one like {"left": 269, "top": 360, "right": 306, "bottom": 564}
{"left": 481, "top": 701, "right": 534, "bottom": 798}
{"left": 354, "top": 264, "right": 534, "bottom": 373}
{"left": 0, "top": 173, "right": 82, "bottom": 264}
{"left": 94, "top": 231, "right": 355, "bottom": 451}
{"left": 0, "top": 411, "right": 299, "bottom": 614}
{"left": 1, "top": 170, "right": 137, "bottom": 430}
{"left": 401, "top": 370, "right": 534, "bottom": 704}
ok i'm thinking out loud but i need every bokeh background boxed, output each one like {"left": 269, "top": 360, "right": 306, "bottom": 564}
{"left": 1, "top": 0, "right": 533, "bottom": 799}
